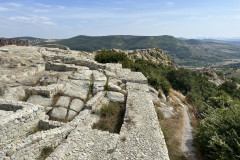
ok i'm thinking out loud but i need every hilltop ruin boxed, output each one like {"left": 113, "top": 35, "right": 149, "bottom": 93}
{"left": 0, "top": 45, "right": 170, "bottom": 159}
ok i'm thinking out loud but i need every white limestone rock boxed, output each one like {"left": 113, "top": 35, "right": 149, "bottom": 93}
{"left": 104, "top": 70, "right": 117, "bottom": 78}
{"left": 55, "top": 96, "right": 70, "bottom": 108}
{"left": 27, "top": 95, "right": 52, "bottom": 107}
{"left": 92, "top": 70, "right": 106, "bottom": 82}
{"left": 50, "top": 107, "right": 67, "bottom": 120}
{"left": 85, "top": 91, "right": 106, "bottom": 109}
{"left": 67, "top": 110, "right": 77, "bottom": 121}
{"left": 161, "top": 92, "right": 167, "bottom": 102}
{"left": 70, "top": 99, "right": 84, "bottom": 112}
{"left": 108, "top": 83, "right": 121, "bottom": 92}
{"left": 63, "top": 83, "right": 89, "bottom": 100}
{"left": 158, "top": 102, "right": 174, "bottom": 118}
{"left": 107, "top": 91, "right": 124, "bottom": 103}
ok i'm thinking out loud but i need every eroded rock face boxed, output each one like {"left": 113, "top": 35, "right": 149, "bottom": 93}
{"left": 69, "top": 99, "right": 84, "bottom": 112}
{"left": 51, "top": 107, "right": 68, "bottom": 120}
{"left": 0, "top": 45, "right": 169, "bottom": 160}
{"left": 107, "top": 91, "right": 125, "bottom": 103}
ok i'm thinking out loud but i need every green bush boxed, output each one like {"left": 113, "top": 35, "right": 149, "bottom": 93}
{"left": 196, "top": 106, "right": 240, "bottom": 160}
{"left": 95, "top": 49, "right": 127, "bottom": 63}
{"left": 219, "top": 81, "right": 240, "bottom": 99}
{"left": 100, "top": 103, "right": 119, "bottom": 118}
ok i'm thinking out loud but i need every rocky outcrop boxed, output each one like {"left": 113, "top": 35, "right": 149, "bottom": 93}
{"left": 191, "top": 67, "right": 225, "bottom": 86}
{"left": 0, "top": 45, "right": 169, "bottom": 159}
{"left": 107, "top": 48, "right": 173, "bottom": 66}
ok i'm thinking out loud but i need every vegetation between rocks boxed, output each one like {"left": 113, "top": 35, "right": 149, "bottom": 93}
{"left": 92, "top": 102, "right": 125, "bottom": 133}
{"left": 38, "top": 147, "right": 54, "bottom": 160}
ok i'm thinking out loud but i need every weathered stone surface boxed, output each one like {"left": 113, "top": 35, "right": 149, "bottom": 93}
{"left": 27, "top": 95, "right": 52, "bottom": 107}
{"left": 112, "top": 83, "right": 170, "bottom": 160}
{"left": 69, "top": 99, "right": 84, "bottom": 112}
{"left": 67, "top": 110, "right": 77, "bottom": 121}
{"left": 50, "top": 107, "right": 67, "bottom": 120}
{"left": 45, "top": 62, "right": 80, "bottom": 72}
{"left": 1, "top": 86, "right": 25, "bottom": 101}
{"left": 0, "top": 46, "right": 170, "bottom": 160}
{"left": 55, "top": 96, "right": 70, "bottom": 108}
{"left": 109, "top": 77, "right": 122, "bottom": 86}
{"left": 105, "top": 63, "right": 122, "bottom": 72}
{"left": 85, "top": 91, "right": 106, "bottom": 109}
{"left": 92, "top": 70, "right": 106, "bottom": 82}
{"left": 107, "top": 91, "right": 124, "bottom": 103}
{"left": 63, "top": 82, "right": 89, "bottom": 100}
{"left": 92, "top": 97, "right": 110, "bottom": 114}
{"left": 26, "top": 84, "right": 64, "bottom": 98}
{"left": 158, "top": 102, "right": 174, "bottom": 118}
{"left": 0, "top": 99, "right": 45, "bottom": 148}
{"left": 68, "top": 69, "right": 92, "bottom": 81}
{"left": 108, "top": 83, "right": 121, "bottom": 91}
{"left": 116, "top": 69, "right": 147, "bottom": 84}
{"left": 93, "top": 81, "right": 105, "bottom": 94}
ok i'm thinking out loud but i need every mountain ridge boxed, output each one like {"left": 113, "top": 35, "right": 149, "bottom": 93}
{"left": 15, "top": 35, "right": 240, "bottom": 67}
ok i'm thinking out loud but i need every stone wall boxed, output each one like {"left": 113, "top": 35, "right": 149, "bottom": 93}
{"left": 0, "top": 99, "right": 46, "bottom": 147}
{"left": 0, "top": 110, "right": 99, "bottom": 160}
{"left": 0, "top": 38, "right": 28, "bottom": 47}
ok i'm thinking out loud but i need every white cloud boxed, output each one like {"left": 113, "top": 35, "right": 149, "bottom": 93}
{"left": 0, "top": 6, "right": 12, "bottom": 12}
{"left": 8, "top": 15, "right": 55, "bottom": 25}
{"left": 34, "top": 3, "right": 51, "bottom": 8}
{"left": 7, "top": 2, "right": 22, "bottom": 7}
{"left": 231, "top": 15, "right": 240, "bottom": 19}
{"left": 34, "top": 9, "right": 49, "bottom": 13}
{"left": 57, "top": 6, "right": 65, "bottom": 9}
{"left": 165, "top": 2, "right": 175, "bottom": 7}
{"left": 42, "top": 21, "right": 55, "bottom": 25}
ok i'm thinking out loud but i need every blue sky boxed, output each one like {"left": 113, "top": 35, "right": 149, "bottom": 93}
{"left": 0, "top": 0, "right": 240, "bottom": 38}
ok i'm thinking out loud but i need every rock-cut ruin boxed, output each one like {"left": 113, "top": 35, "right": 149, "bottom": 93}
{"left": 0, "top": 45, "right": 170, "bottom": 160}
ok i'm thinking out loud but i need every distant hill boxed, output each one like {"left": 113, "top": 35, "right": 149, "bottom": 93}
{"left": 15, "top": 37, "right": 41, "bottom": 41}
{"left": 16, "top": 35, "right": 240, "bottom": 67}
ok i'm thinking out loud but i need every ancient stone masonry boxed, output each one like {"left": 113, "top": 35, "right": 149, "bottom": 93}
{"left": 0, "top": 45, "right": 170, "bottom": 159}
{"left": 0, "top": 38, "right": 28, "bottom": 47}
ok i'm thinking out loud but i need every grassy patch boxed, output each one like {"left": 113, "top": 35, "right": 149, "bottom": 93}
{"left": 156, "top": 106, "right": 187, "bottom": 160}
{"left": 155, "top": 106, "right": 165, "bottom": 121}
{"left": 104, "top": 76, "right": 109, "bottom": 91}
{"left": 38, "top": 147, "right": 54, "bottom": 160}
{"left": 27, "top": 125, "right": 45, "bottom": 136}
{"left": 92, "top": 102, "right": 125, "bottom": 133}
{"left": 86, "top": 74, "right": 94, "bottom": 102}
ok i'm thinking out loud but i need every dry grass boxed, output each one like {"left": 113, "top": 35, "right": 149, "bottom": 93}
{"left": 155, "top": 106, "right": 165, "bottom": 120}
{"left": 167, "top": 89, "right": 187, "bottom": 108}
{"left": 170, "top": 89, "right": 186, "bottom": 102}
{"left": 185, "top": 104, "right": 204, "bottom": 160}
{"left": 159, "top": 108, "right": 187, "bottom": 160}
{"left": 92, "top": 102, "right": 125, "bottom": 133}
{"left": 38, "top": 147, "right": 54, "bottom": 160}
{"left": 157, "top": 89, "right": 201, "bottom": 160}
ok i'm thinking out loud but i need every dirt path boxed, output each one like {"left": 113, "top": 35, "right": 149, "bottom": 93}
{"left": 181, "top": 103, "right": 198, "bottom": 160}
